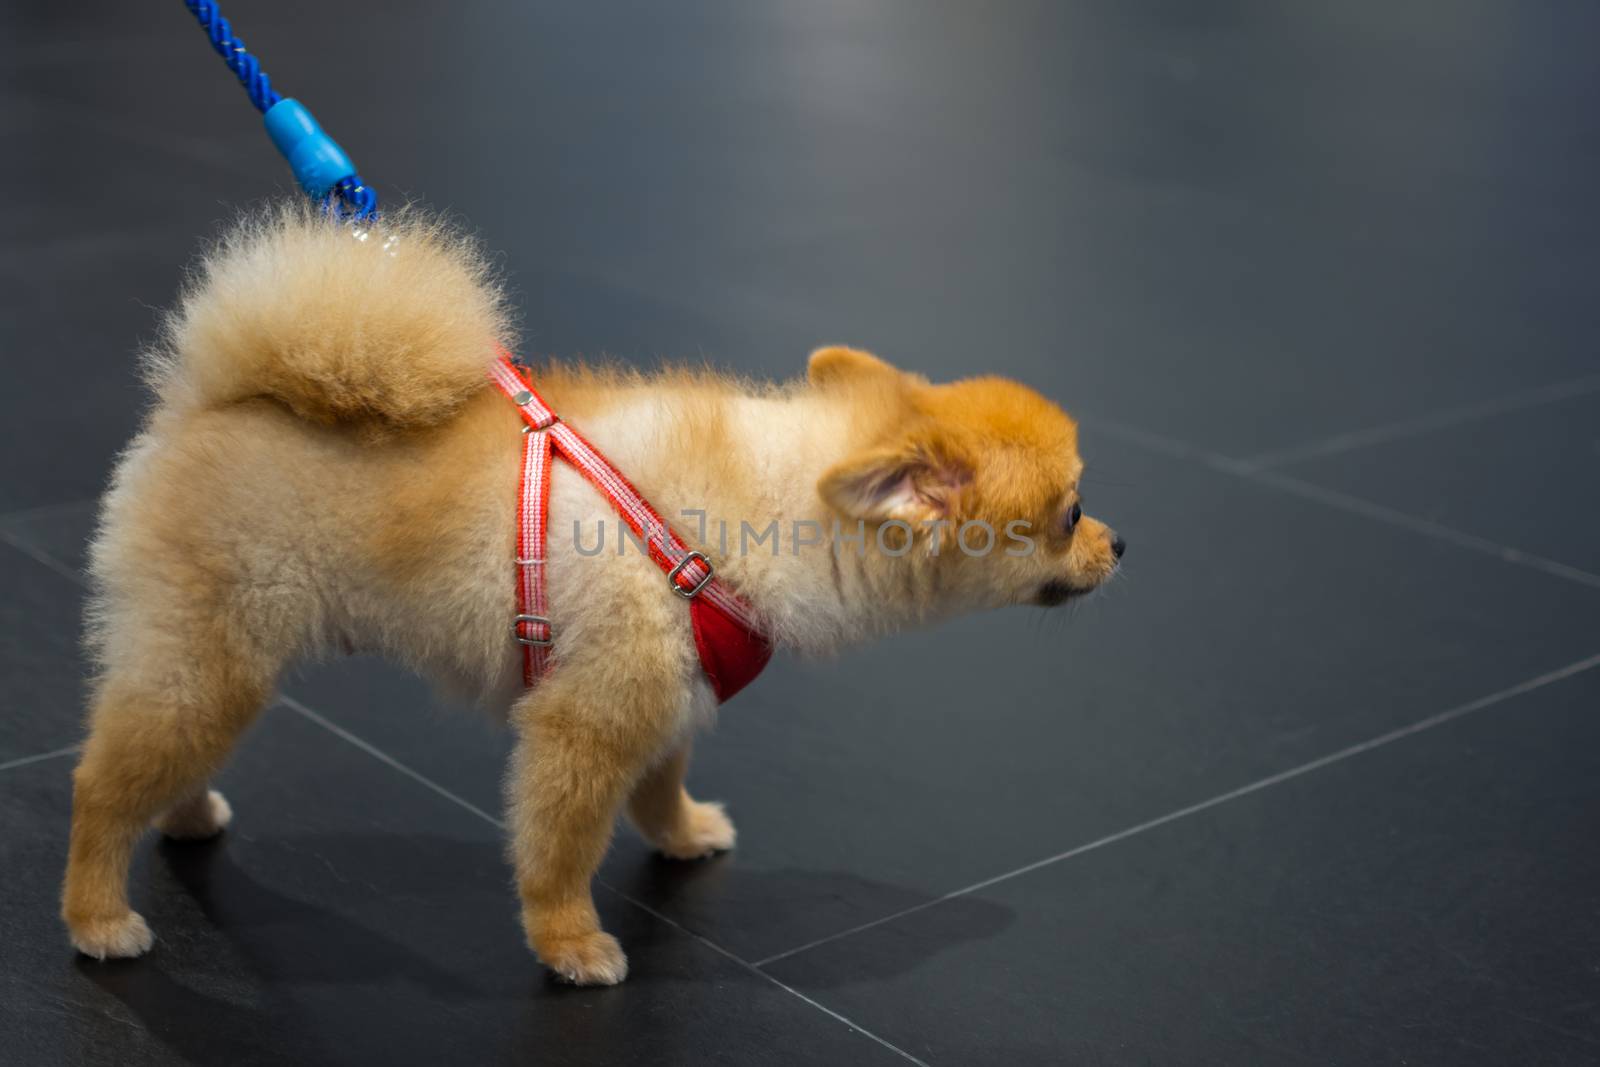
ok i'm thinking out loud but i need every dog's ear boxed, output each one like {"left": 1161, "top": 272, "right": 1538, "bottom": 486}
{"left": 807, "top": 346, "right": 899, "bottom": 386}
{"left": 818, "top": 443, "right": 971, "bottom": 524}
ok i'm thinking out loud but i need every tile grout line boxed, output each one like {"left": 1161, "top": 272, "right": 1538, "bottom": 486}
{"left": 1081, "top": 417, "right": 1600, "bottom": 591}
{"left": 275, "top": 695, "right": 506, "bottom": 827}
{"left": 0, "top": 535, "right": 87, "bottom": 775}
{"left": 1231, "top": 372, "right": 1600, "bottom": 471}
{"left": 276, "top": 692, "right": 932, "bottom": 1067}
{"left": 614, "top": 891, "right": 934, "bottom": 1067}
{"left": 0, "top": 744, "right": 80, "bottom": 773}
{"left": 1222, "top": 464, "right": 1600, "bottom": 590}
{"left": 753, "top": 649, "right": 1600, "bottom": 969}
{"left": 0, "top": 527, "right": 90, "bottom": 587}
{"left": 0, "top": 497, "right": 96, "bottom": 528}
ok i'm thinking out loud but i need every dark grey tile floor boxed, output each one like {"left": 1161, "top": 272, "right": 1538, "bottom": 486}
{"left": 3, "top": 2, "right": 1597, "bottom": 1064}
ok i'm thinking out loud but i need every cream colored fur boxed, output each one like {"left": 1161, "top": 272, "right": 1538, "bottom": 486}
{"left": 62, "top": 205, "right": 1121, "bottom": 985}
{"left": 149, "top": 202, "right": 512, "bottom": 429}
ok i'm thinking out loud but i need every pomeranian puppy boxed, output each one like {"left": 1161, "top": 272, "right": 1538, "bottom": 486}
{"left": 61, "top": 205, "right": 1123, "bottom": 985}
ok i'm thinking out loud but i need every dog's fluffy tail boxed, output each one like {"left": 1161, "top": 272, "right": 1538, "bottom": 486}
{"left": 147, "top": 202, "right": 512, "bottom": 428}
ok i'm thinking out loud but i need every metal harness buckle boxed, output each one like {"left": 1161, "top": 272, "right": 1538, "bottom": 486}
{"left": 512, "top": 614, "right": 553, "bottom": 646}
{"left": 667, "top": 550, "right": 714, "bottom": 599}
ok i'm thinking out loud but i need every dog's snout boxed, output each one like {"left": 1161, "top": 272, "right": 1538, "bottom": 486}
{"left": 1110, "top": 532, "right": 1126, "bottom": 560}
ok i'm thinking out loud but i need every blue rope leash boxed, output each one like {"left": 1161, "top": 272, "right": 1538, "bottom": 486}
{"left": 181, "top": 0, "right": 378, "bottom": 220}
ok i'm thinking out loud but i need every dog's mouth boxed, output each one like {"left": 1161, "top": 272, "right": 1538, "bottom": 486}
{"left": 1035, "top": 580, "right": 1084, "bottom": 607}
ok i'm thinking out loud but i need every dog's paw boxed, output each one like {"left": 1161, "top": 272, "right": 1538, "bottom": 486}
{"left": 539, "top": 931, "right": 629, "bottom": 986}
{"left": 69, "top": 910, "right": 154, "bottom": 960}
{"left": 154, "top": 789, "right": 233, "bottom": 840}
{"left": 656, "top": 800, "right": 736, "bottom": 861}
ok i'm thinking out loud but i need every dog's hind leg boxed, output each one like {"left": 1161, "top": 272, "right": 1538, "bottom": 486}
{"left": 62, "top": 615, "right": 281, "bottom": 960}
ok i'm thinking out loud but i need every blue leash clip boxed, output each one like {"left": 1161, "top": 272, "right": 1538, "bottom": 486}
{"left": 263, "top": 99, "right": 358, "bottom": 199}
{"left": 184, "top": 0, "right": 378, "bottom": 218}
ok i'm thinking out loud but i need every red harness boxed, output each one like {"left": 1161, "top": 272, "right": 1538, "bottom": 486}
{"left": 486, "top": 353, "right": 772, "bottom": 702}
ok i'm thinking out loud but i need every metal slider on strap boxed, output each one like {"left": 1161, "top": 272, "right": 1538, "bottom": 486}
{"left": 512, "top": 614, "right": 553, "bottom": 646}
{"left": 667, "top": 550, "right": 715, "bottom": 599}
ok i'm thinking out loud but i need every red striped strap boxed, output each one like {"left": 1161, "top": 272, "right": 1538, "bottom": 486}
{"left": 512, "top": 420, "right": 554, "bottom": 684}
{"left": 486, "top": 353, "right": 764, "bottom": 687}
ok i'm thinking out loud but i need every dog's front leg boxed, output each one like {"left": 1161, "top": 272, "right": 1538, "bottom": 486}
{"left": 627, "top": 743, "right": 736, "bottom": 860}
{"left": 505, "top": 661, "right": 689, "bottom": 986}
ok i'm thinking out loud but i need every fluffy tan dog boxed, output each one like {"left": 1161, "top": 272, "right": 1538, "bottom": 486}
{"left": 61, "top": 205, "right": 1123, "bottom": 985}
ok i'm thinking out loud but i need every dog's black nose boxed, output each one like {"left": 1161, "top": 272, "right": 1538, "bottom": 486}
{"left": 1111, "top": 534, "right": 1126, "bottom": 560}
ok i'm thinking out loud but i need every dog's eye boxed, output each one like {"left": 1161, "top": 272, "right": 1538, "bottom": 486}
{"left": 1062, "top": 501, "right": 1082, "bottom": 535}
